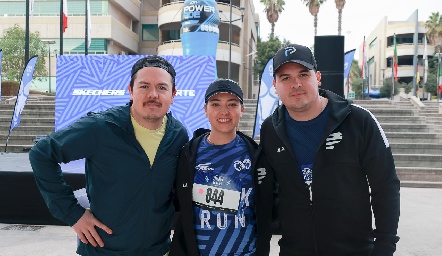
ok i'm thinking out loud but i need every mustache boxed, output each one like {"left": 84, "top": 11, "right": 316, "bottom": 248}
{"left": 290, "top": 89, "right": 305, "bottom": 94}
{"left": 143, "top": 100, "right": 162, "bottom": 107}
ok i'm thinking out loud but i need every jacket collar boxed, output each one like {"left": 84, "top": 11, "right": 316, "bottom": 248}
{"left": 271, "top": 89, "right": 352, "bottom": 156}
{"left": 186, "top": 128, "right": 260, "bottom": 160}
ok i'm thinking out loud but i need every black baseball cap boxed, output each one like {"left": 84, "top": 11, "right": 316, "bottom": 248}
{"left": 131, "top": 55, "right": 176, "bottom": 83}
{"left": 205, "top": 78, "right": 243, "bottom": 104}
{"left": 273, "top": 44, "right": 317, "bottom": 75}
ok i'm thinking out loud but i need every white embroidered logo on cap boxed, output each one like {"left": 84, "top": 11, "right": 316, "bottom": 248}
{"left": 285, "top": 46, "right": 296, "bottom": 56}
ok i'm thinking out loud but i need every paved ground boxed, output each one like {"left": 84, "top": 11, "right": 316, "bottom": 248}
{"left": 1, "top": 153, "right": 441, "bottom": 255}
{"left": 1, "top": 187, "right": 441, "bottom": 255}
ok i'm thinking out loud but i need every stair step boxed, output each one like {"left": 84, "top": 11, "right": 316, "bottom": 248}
{"left": 400, "top": 181, "right": 442, "bottom": 188}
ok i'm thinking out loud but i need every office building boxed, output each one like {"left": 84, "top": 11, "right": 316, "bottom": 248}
{"left": 359, "top": 11, "right": 434, "bottom": 88}
{"left": 0, "top": 0, "right": 260, "bottom": 98}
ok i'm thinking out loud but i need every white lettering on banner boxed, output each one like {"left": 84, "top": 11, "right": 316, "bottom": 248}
{"left": 175, "top": 90, "right": 196, "bottom": 97}
{"left": 183, "top": 5, "right": 215, "bottom": 20}
{"left": 71, "top": 89, "right": 126, "bottom": 96}
{"left": 183, "top": 11, "right": 200, "bottom": 19}
{"left": 183, "top": 5, "right": 215, "bottom": 13}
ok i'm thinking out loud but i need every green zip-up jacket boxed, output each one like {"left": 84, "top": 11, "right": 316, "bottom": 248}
{"left": 29, "top": 104, "right": 189, "bottom": 256}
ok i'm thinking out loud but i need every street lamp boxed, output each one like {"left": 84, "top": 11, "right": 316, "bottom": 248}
{"left": 42, "top": 40, "right": 56, "bottom": 93}
{"left": 381, "top": 68, "right": 386, "bottom": 83}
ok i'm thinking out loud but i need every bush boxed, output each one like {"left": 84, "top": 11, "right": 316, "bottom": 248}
{"left": 1, "top": 81, "right": 20, "bottom": 96}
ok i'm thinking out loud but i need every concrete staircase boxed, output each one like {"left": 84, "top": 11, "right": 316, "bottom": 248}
{"left": 0, "top": 95, "right": 55, "bottom": 153}
{"left": 3, "top": 94, "right": 440, "bottom": 188}
{"left": 353, "top": 99, "right": 442, "bottom": 188}
{"left": 238, "top": 99, "right": 258, "bottom": 138}
{"left": 239, "top": 98, "right": 442, "bottom": 188}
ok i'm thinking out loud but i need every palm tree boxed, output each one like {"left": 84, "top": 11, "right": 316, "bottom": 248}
{"left": 425, "top": 12, "right": 442, "bottom": 51}
{"left": 335, "top": 0, "right": 345, "bottom": 35}
{"left": 260, "top": 0, "right": 285, "bottom": 37}
{"left": 302, "top": 0, "right": 326, "bottom": 36}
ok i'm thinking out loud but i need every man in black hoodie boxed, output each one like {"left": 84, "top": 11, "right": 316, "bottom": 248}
{"left": 260, "top": 44, "right": 400, "bottom": 255}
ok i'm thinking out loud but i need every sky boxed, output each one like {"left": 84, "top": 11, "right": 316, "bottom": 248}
{"left": 252, "top": 0, "right": 442, "bottom": 59}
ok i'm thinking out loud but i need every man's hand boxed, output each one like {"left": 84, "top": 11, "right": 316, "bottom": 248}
{"left": 72, "top": 208, "right": 113, "bottom": 247}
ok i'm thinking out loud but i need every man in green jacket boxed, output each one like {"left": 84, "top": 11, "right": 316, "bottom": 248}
{"left": 29, "top": 55, "right": 189, "bottom": 256}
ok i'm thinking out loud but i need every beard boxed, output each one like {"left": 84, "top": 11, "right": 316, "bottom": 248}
{"left": 141, "top": 100, "right": 163, "bottom": 123}
{"left": 143, "top": 114, "right": 162, "bottom": 123}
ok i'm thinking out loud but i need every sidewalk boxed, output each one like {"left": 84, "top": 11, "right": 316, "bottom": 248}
{"left": 1, "top": 187, "right": 441, "bottom": 255}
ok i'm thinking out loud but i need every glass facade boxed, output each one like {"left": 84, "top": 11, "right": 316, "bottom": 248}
{"left": 0, "top": 1, "right": 108, "bottom": 16}
{"left": 142, "top": 24, "right": 159, "bottom": 41}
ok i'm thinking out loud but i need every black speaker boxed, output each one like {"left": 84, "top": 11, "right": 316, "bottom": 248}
{"left": 0, "top": 171, "right": 86, "bottom": 225}
{"left": 314, "top": 36, "right": 345, "bottom": 97}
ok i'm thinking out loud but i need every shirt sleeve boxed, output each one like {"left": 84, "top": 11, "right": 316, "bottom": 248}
{"left": 361, "top": 113, "right": 400, "bottom": 255}
{"left": 29, "top": 116, "right": 100, "bottom": 226}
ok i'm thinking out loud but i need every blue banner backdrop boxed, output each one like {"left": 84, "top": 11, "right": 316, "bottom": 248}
{"left": 56, "top": 55, "right": 217, "bottom": 138}
{"left": 252, "top": 58, "right": 279, "bottom": 139}
{"left": 10, "top": 56, "right": 39, "bottom": 133}
{"left": 344, "top": 49, "right": 356, "bottom": 79}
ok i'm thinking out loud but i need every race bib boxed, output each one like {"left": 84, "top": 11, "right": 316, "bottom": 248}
{"left": 193, "top": 183, "right": 241, "bottom": 214}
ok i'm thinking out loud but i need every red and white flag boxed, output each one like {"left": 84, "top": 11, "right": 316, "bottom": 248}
{"left": 62, "top": 0, "right": 68, "bottom": 32}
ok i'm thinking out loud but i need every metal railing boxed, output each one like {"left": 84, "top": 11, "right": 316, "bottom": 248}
{"left": 160, "top": 39, "right": 239, "bottom": 48}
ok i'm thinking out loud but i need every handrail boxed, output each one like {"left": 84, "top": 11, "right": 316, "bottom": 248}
{"left": 160, "top": 39, "right": 239, "bottom": 48}
{"left": 161, "top": 1, "right": 185, "bottom": 7}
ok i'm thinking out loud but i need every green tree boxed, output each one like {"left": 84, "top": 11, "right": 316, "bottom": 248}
{"left": 254, "top": 35, "right": 291, "bottom": 79}
{"left": 260, "top": 0, "right": 285, "bottom": 37}
{"left": 349, "top": 59, "right": 361, "bottom": 81}
{"left": 425, "top": 12, "right": 442, "bottom": 51}
{"left": 302, "top": 0, "right": 326, "bottom": 36}
{"left": 351, "top": 77, "right": 363, "bottom": 99}
{"left": 348, "top": 59, "right": 362, "bottom": 98}
{"left": 380, "top": 78, "right": 399, "bottom": 98}
{"left": 401, "top": 82, "right": 413, "bottom": 94}
{"left": 0, "top": 24, "right": 47, "bottom": 81}
{"left": 424, "top": 72, "right": 438, "bottom": 95}
{"left": 334, "top": 0, "right": 346, "bottom": 35}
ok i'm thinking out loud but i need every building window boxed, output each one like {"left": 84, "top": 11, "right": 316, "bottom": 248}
{"left": 169, "top": 30, "right": 180, "bottom": 40}
{"left": 369, "top": 37, "right": 377, "bottom": 48}
{"left": 142, "top": 24, "right": 159, "bottom": 41}
{"left": 0, "top": 1, "right": 107, "bottom": 16}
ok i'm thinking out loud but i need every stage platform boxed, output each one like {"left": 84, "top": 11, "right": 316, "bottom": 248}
{"left": 0, "top": 152, "right": 281, "bottom": 233}
{"left": 0, "top": 153, "right": 85, "bottom": 226}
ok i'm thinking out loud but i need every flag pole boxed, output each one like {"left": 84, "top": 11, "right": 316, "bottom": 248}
{"left": 367, "top": 62, "right": 370, "bottom": 99}
{"left": 391, "top": 57, "right": 394, "bottom": 100}
{"left": 412, "top": 9, "right": 418, "bottom": 96}
{"left": 361, "top": 76, "right": 364, "bottom": 100}
{"left": 25, "top": 0, "right": 29, "bottom": 63}
{"left": 85, "top": 0, "right": 88, "bottom": 55}
{"left": 5, "top": 77, "right": 23, "bottom": 153}
{"left": 60, "top": 0, "right": 63, "bottom": 55}
{"left": 437, "top": 48, "right": 441, "bottom": 102}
